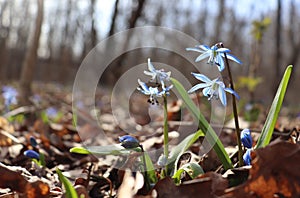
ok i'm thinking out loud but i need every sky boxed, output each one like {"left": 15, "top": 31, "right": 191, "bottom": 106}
{"left": 94, "top": 0, "right": 284, "bottom": 35}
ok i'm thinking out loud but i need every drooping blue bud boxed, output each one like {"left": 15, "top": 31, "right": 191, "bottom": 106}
{"left": 24, "top": 150, "right": 40, "bottom": 160}
{"left": 243, "top": 149, "right": 252, "bottom": 166}
{"left": 241, "top": 128, "right": 253, "bottom": 149}
{"left": 119, "top": 135, "right": 140, "bottom": 149}
{"left": 30, "top": 136, "right": 38, "bottom": 147}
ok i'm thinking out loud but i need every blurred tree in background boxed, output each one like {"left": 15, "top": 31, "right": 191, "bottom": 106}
{"left": 0, "top": 0, "right": 299, "bottom": 104}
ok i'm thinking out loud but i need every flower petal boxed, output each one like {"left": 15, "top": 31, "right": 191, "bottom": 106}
{"left": 243, "top": 149, "right": 252, "bottom": 165}
{"left": 186, "top": 47, "right": 205, "bottom": 53}
{"left": 202, "top": 87, "right": 211, "bottom": 97}
{"left": 222, "top": 53, "right": 242, "bottom": 64}
{"left": 137, "top": 79, "right": 150, "bottom": 95}
{"left": 147, "top": 58, "right": 156, "bottom": 72}
{"left": 191, "top": 73, "right": 212, "bottom": 83}
{"left": 224, "top": 88, "right": 240, "bottom": 100}
{"left": 187, "top": 83, "right": 209, "bottom": 93}
{"left": 144, "top": 71, "right": 155, "bottom": 78}
{"left": 218, "top": 85, "right": 227, "bottom": 106}
{"left": 195, "top": 52, "right": 210, "bottom": 62}
{"left": 198, "top": 45, "right": 210, "bottom": 51}
{"left": 216, "top": 55, "right": 225, "bottom": 71}
{"left": 216, "top": 47, "right": 230, "bottom": 53}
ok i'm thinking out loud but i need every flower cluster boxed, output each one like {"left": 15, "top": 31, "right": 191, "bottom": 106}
{"left": 2, "top": 86, "right": 18, "bottom": 109}
{"left": 188, "top": 73, "right": 239, "bottom": 106}
{"left": 186, "top": 43, "right": 241, "bottom": 107}
{"left": 186, "top": 44, "right": 241, "bottom": 72}
{"left": 137, "top": 58, "right": 173, "bottom": 104}
{"left": 241, "top": 128, "right": 253, "bottom": 165}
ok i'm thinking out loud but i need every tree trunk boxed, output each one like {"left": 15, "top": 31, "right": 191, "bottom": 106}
{"left": 273, "top": 0, "right": 281, "bottom": 93}
{"left": 20, "top": 0, "right": 44, "bottom": 105}
{"left": 113, "top": 0, "right": 145, "bottom": 79}
{"left": 212, "top": 0, "right": 225, "bottom": 43}
{"left": 108, "top": 0, "right": 120, "bottom": 36}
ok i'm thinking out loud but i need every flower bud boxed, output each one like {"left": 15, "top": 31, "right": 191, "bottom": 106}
{"left": 241, "top": 128, "right": 253, "bottom": 149}
{"left": 243, "top": 149, "right": 252, "bottom": 166}
{"left": 30, "top": 136, "right": 38, "bottom": 147}
{"left": 119, "top": 135, "right": 140, "bottom": 149}
{"left": 24, "top": 150, "right": 40, "bottom": 160}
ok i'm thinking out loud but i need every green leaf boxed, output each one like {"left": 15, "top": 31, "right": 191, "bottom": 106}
{"left": 173, "top": 162, "right": 204, "bottom": 184}
{"left": 256, "top": 65, "right": 293, "bottom": 148}
{"left": 56, "top": 168, "right": 78, "bottom": 198}
{"left": 39, "top": 153, "right": 46, "bottom": 167}
{"left": 70, "top": 145, "right": 134, "bottom": 155}
{"left": 142, "top": 152, "right": 158, "bottom": 184}
{"left": 171, "top": 78, "right": 233, "bottom": 170}
{"left": 168, "top": 130, "right": 204, "bottom": 172}
{"left": 69, "top": 147, "right": 91, "bottom": 154}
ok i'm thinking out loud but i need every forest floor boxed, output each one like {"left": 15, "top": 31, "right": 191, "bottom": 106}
{"left": 0, "top": 84, "right": 299, "bottom": 198}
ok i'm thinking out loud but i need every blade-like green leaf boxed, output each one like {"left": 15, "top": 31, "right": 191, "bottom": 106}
{"left": 171, "top": 78, "right": 233, "bottom": 170}
{"left": 56, "top": 168, "right": 78, "bottom": 198}
{"left": 70, "top": 145, "right": 133, "bottom": 155}
{"left": 87, "top": 145, "right": 132, "bottom": 155}
{"left": 256, "top": 65, "right": 293, "bottom": 148}
{"left": 173, "top": 162, "right": 204, "bottom": 184}
{"left": 142, "top": 152, "right": 158, "bottom": 183}
{"left": 69, "top": 147, "right": 91, "bottom": 154}
{"left": 168, "top": 130, "right": 204, "bottom": 172}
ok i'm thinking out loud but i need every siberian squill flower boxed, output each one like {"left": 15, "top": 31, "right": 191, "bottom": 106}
{"left": 137, "top": 79, "right": 173, "bottom": 105}
{"left": 188, "top": 73, "right": 239, "bottom": 106}
{"left": 186, "top": 44, "right": 242, "bottom": 71}
{"left": 144, "top": 58, "right": 171, "bottom": 87}
{"left": 30, "top": 136, "right": 38, "bottom": 148}
{"left": 119, "top": 135, "right": 140, "bottom": 149}
{"left": 46, "top": 107, "right": 58, "bottom": 119}
{"left": 24, "top": 150, "right": 40, "bottom": 160}
{"left": 241, "top": 128, "right": 253, "bottom": 149}
{"left": 2, "top": 86, "right": 18, "bottom": 108}
{"left": 243, "top": 149, "right": 252, "bottom": 166}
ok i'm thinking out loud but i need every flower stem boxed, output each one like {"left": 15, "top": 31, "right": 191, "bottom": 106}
{"left": 163, "top": 94, "right": 169, "bottom": 176}
{"left": 220, "top": 43, "right": 243, "bottom": 167}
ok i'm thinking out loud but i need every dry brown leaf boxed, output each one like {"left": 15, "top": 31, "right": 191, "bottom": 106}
{"left": 223, "top": 141, "right": 300, "bottom": 198}
{"left": 0, "top": 117, "right": 15, "bottom": 146}
{"left": 118, "top": 170, "right": 144, "bottom": 198}
{"left": 152, "top": 172, "right": 227, "bottom": 198}
{"left": 0, "top": 163, "right": 50, "bottom": 197}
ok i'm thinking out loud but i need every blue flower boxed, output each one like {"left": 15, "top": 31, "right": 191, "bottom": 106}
{"left": 144, "top": 58, "right": 171, "bottom": 87}
{"left": 119, "top": 135, "right": 140, "bottom": 149}
{"left": 188, "top": 73, "right": 239, "bottom": 106}
{"left": 186, "top": 44, "right": 242, "bottom": 71}
{"left": 46, "top": 107, "right": 58, "bottom": 118}
{"left": 2, "top": 86, "right": 18, "bottom": 108}
{"left": 241, "top": 128, "right": 253, "bottom": 149}
{"left": 24, "top": 150, "right": 40, "bottom": 160}
{"left": 30, "top": 136, "right": 38, "bottom": 148}
{"left": 137, "top": 79, "right": 172, "bottom": 105}
{"left": 243, "top": 149, "right": 252, "bottom": 166}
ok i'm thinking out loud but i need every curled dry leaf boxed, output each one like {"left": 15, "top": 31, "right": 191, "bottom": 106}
{"left": 0, "top": 163, "right": 50, "bottom": 197}
{"left": 117, "top": 169, "right": 144, "bottom": 198}
{"left": 152, "top": 172, "right": 227, "bottom": 198}
{"left": 223, "top": 141, "right": 300, "bottom": 197}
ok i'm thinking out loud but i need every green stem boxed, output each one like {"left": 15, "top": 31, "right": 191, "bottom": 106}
{"left": 163, "top": 94, "right": 169, "bottom": 176}
{"left": 139, "top": 145, "right": 150, "bottom": 191}
{"left": 220, "top": 43, "right": 243, "bottom": 167}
